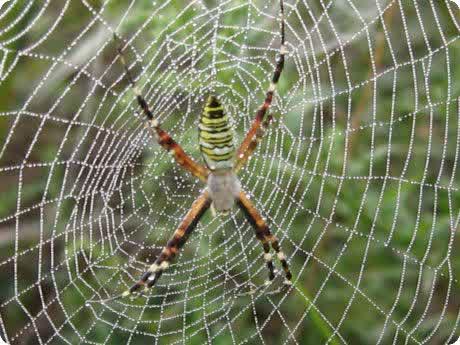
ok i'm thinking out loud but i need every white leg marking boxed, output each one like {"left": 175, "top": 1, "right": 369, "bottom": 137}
{"left": 150, "top": 118, "right": 159, "bottom": 128}
{"left": 280, "top": 45, "right": 288, "bottom": 55}
{"left": 263, "top": 253, "right": 273, "bottom": 262}
{"left": 159, "top": 261, "right": 170, "bottom": 270}
{"left": 133, "top": 86, "right": 141, "bottom": 96}
{"left": 277, "top": 252, "right": 286, "bottom": 261}
{"left": 148, "top": 263, "right": 159, "bottom": 273}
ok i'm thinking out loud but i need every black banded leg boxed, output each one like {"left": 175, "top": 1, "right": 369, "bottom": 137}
{"left": 113, "top": 34, "right": 209, "bottom": 182}
{"left": 120, "top": 192, "right": 212, "bottom": 298}
{"left": 113, "top": 34, "right": 155, "bottom": 122}
{"left": 261, "top": 236, "right": 276, "bottom": 282}
{"left": 268, "top": 235, "right": 292, "bottom": 285}
{"left": 236, "top": 191, "right": 291, "bottom": 285}
{"left": 236, "top": 194, "right": 276, "bottom": 282}
{"left": 234, "top": 0, "right": 287, "bottom": 172}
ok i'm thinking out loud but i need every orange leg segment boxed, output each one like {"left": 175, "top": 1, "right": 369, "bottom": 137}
{"left": 123, "top": 191, "right": 212, "bottom": 297}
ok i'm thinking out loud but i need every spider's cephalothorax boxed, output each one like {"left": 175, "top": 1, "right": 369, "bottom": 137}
{"left": 104, "top": 0, "right": 291, "bottom": 302}
{"left": 200, "top": 95, "right": 241, "bottom": 212}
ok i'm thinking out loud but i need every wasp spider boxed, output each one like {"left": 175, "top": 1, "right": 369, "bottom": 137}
{"left": 112, "top": 0, "right": 290, "bottom": 300}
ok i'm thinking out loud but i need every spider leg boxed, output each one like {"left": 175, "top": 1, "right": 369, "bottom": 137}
{"left": 236, "top": 191, "right": 292, "bottom": 285}
{"left": 234, "top": 0, "right": 286, "bottom": 173}
{"left": 114, "top": 34, "right": 209, "bottom": 182}
{"left": 121, "top": 191, "right": 212, "bottom": 298}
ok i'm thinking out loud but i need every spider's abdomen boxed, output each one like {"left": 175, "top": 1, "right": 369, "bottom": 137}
{"left": 199, "top": 95, "right": 234, "bottom": 171}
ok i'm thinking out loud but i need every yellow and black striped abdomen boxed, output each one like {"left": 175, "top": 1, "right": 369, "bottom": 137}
{"left": 199, "top": 95, "right": 234, "bottom": 171}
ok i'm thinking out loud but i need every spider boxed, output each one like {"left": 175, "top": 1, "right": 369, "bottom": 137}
{"left": 113, "top": 0, "right": 291, "bottom": 300}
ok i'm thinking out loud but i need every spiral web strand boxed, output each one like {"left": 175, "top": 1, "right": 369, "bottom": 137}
{"left": 0, "top": 0, "right": 459, "bottom": 344}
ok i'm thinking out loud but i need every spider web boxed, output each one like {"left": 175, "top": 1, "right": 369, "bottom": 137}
{"left": 0, "top": 0, "right": 459, "bottom": 344}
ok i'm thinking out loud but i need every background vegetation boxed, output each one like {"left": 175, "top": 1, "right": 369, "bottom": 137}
{"left": 0, "top": 0, "right": 459, "bottom": 344}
